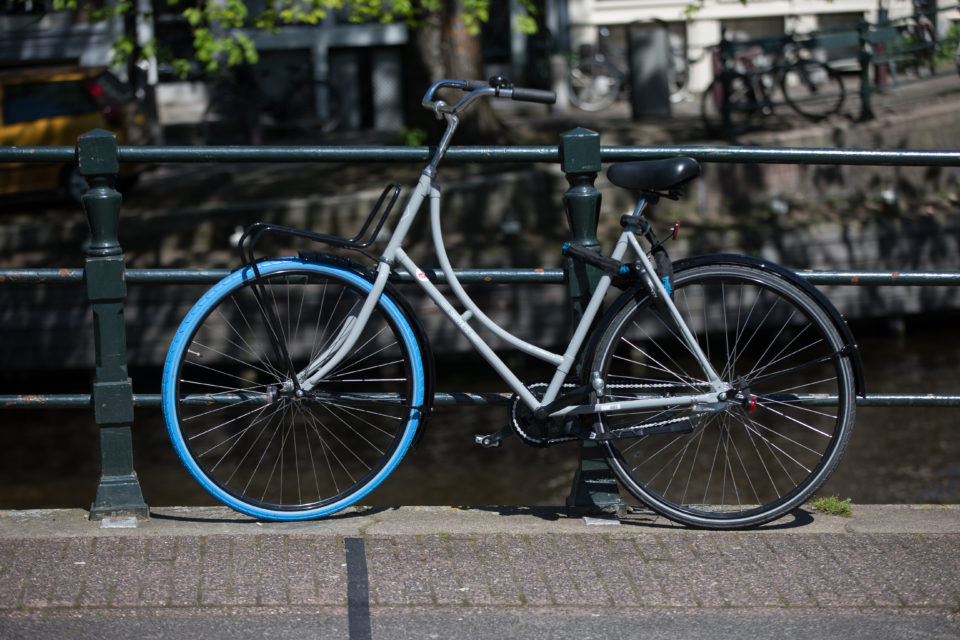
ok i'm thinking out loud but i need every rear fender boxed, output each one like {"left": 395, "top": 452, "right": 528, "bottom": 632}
{"left": 582, "top": 253, "right": 865, "bottom": 397}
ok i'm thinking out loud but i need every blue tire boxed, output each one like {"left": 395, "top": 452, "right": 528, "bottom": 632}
{"left": 161, "top": 258, "right": 425, "bottom": 520}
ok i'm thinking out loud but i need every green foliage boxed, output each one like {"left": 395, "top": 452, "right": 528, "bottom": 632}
{"left": 937, "top": 23, "right": 960, "bottom": 64}
{"left": 810, "top": 495, "right": 852, "bottom": 517}
{"left": 684, "top": 0, "right": 749, "bottom": 17}
{"left": 890, "top": 22, "right": 959, "bottom": 68}
{"left": 396, "top": 126, "right": 429, "bottom": 146}
{"left": 25, "top": 0, "right": 540, "bottom": 76}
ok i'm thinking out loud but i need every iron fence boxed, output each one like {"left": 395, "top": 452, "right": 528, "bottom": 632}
{"left": 1, "top": 130, "right": 959, "bottom": 517}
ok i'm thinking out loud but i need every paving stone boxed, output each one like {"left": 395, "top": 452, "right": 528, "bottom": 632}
{"left": 526, "top": 535, "right": 580, "bottom": 606}
{"left": 447, "top": 536, "right": 498, "bottom": 606}
{"left": 717, "top": 535, "right": 810, "bottom": 608}
{"left": 606, "top": 537, "right": 670, "bottom": 607}
{"left": 499, "top": 534, "right": 555, "bottom": 606}
{"left": 0, "top": 506, "right": 957, "bottom": 624}
{"left": 474, "top": 535, "right": 523, "bottom": 605}
{"left": 579, "top": 534, "right": 640, "bottom": 607}
{"left": 365, "top": 537, "right": 405, "bottom": 606}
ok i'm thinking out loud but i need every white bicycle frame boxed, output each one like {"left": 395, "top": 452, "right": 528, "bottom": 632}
{"left": 298, "top": 80, "right": 730, "bottom": 418}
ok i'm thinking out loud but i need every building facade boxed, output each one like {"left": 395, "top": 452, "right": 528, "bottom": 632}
{"left": 2, "top": 0, "right": 957, "bottom": 131}
{"left": 559, "top": 0, "right": 958, "bottom": 94}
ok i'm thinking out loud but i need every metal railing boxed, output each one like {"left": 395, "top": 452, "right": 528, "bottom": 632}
{"left": 2, "top": 128, "right": 960, "bottom": 518}
{"left": 711, "top": 3, "right": 960, "bottom": 126}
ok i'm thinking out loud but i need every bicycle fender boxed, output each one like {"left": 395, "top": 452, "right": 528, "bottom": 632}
{"left": 296, "top": 252, "right": 437, "bottom": 446}
{"left": 582, "top": 253, "right": 865, "bottom": 397}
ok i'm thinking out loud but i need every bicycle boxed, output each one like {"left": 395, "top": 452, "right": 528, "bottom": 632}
{"left": 567, "top": 26, "right": 693, "bottom": 111}
{"left": 890, "top": 0, "right": 940, "bottom": 78}
{"left": 702, "top": 31, "right": 846, "bottom": 139}
{"left": 567, "top": 28, "right": 629, "bottom": 112}
{"left": 161, "top": 77, "right": 864, "bottom": 529}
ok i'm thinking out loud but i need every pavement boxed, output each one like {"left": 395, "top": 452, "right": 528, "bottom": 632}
{"left": 0, "top": 504, "right": 958, "bottom": 639}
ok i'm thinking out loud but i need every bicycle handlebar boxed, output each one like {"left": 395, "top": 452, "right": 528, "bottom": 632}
{"left": 459, "top": 78, "right": 556, "bottom": 104}
{"left": 422, "top": 77, "right": 556, "bottom": 118}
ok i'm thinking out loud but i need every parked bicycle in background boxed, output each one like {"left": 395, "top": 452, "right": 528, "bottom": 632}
{"left": 567, "top": 26, "right": 694, "bottom": 112}
{"left": 702, "top": 29, "right": 846, "bottom": 139}
{"left": 897, "top": 0, "right": 939, "bottom": 76}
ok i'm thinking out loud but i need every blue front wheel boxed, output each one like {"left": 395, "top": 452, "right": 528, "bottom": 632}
{"left": 161, "top": 258, "right": 426, "bottom": 520}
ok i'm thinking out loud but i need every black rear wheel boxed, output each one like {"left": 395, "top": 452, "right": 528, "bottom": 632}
{"left": 701, "top": 72, "right": 760, "bottom": 138}
{"left": 781, "top": 61, "right": 845, "bottom": 120}
{"left": 589, "top": 261, "right": 857, "bottom": 529}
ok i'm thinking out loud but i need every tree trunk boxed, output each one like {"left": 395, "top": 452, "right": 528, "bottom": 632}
{"left": 404, "top": 1, "right": 506, "bottom": 144}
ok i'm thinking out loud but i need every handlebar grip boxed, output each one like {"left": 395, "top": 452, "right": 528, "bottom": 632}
{"left": 462, "top": 80, "right": 490, "bottom": 91}
{"left": 511, "top": 87, "right": 557, "bottom": 105}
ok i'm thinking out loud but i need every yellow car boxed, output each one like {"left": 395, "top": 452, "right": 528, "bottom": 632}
{"left": 0, "top": 66, "right": 151, "bottom": 201}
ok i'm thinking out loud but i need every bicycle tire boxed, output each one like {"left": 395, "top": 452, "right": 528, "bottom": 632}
{"left": 587, "top": 259, "right": 856, "bottom": 529}
{"left": 568, "top": 59, "right": 621, "bottom": 112}
{"left": 700, "top": 73, "right": 759, "bottom": 138}
{"left": 780, "top": 61, "right": 845, "bottom": 120}
{"left": 161, "top": 257, "right": 427, "bottom": 520}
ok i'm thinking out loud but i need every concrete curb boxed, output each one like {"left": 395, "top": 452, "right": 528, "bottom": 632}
{"left": 1, "top": 504, "right": 958, "bottom": 537}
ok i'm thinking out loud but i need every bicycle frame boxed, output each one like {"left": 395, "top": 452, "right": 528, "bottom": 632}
{"left": 297, "top": 80, "right": 729, "bottom": 419}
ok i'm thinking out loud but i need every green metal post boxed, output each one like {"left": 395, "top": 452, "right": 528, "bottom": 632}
{"left": 858, "top": 21, "right": 875, "bottom": 122}
{"left": 560, "top": 128, "right": 626, "bottom": 517}
{"left": 79, "top": 129, "right": 149, "bottom": 521}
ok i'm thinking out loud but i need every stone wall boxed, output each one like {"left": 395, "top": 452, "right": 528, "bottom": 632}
{"left": 2, "top": 92, "right": 958, "bottom": 368}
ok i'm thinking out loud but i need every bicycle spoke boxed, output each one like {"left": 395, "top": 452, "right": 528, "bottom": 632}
{"left": 594, "top": 262, "right": 855, "bottom": 528}
{"left": 165, "top": 263, "right": 423, "bottom": 518}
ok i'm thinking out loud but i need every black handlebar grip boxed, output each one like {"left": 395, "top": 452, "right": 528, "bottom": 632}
{"left": 511, "top": 87, "right": 557, "bottom": 104}
{"left": 462, "top": 80, "right": 490, "bottom": 91}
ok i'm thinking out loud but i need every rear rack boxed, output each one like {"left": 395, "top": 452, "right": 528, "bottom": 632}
{"left": 237, "top": 183, "right": 402, "bottom": 267}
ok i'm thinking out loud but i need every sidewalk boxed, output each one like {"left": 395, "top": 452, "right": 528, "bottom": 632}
{"left": 0, "top": 505, "right": 958, "bottom": 638}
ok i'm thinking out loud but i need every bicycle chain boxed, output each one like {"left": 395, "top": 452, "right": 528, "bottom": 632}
{"left": 510, "top": 381, "right": 702, "bottom": 446}
{"left": 510, "top": 383, "right": 578, "bottom": 447}
{"left": 604, "top": 382, "right": 690, "bottom": 390}
{"left": 592, "top": 414, "right": 694, "bottom": 442}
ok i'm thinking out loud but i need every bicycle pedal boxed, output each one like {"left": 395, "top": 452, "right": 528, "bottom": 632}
{"left": 474, "top": 434, "right": 502, "bottom": 448}
{"left": 474, "top": 426, "right": 512, "bottom": 448}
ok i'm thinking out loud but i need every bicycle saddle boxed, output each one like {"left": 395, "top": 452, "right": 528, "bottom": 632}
{"left": 607, "top": 158, "right": 700, "bottom": 195}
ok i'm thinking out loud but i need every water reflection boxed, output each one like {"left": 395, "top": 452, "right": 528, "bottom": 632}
{"left": 1, "top": 318, "right": 959, "bottom": 509}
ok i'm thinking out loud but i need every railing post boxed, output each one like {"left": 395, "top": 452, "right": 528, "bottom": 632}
{"left": 78, "top": 129, "right": 149, "bottom": 521}
{"left": 718, "top": 28, "right": 735, "bottom": 142}
{"left": 560, "top": 127, "right": 626, "bottom": 517}
{"left": 858, "top": 20, "right": 875, "bottom": 122}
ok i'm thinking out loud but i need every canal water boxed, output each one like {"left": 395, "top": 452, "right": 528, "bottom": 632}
{"left": 1, "top": 314, "right": 958, "bottom": 510}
